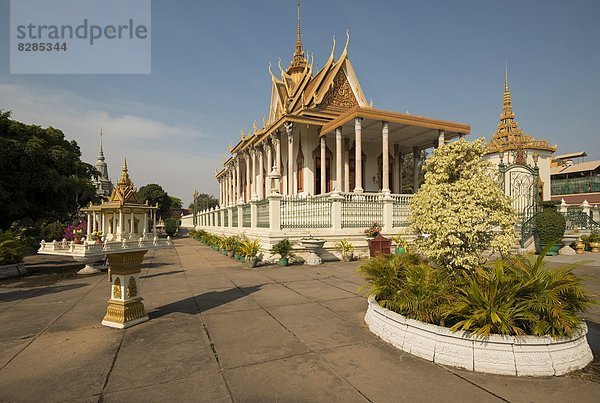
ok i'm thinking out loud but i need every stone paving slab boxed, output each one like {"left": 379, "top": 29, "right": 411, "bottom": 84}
{"left": 0, "top": 237, "right": 598, "bottom": 402}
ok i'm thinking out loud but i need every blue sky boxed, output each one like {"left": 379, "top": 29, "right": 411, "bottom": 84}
{"left": 1, "top": 0, "right": 599, "bottom": 205}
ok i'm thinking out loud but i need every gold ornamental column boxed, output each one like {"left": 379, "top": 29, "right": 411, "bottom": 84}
{"left": 102, "top": 250, "right": 149, "bottom": 329}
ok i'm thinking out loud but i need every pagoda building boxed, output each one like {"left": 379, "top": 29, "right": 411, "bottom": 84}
{"left": 93, "top": 129, "right": 114, "bottom": 200}
{"left": 484, "top": 67, "right": 556, "bottom": 201}
{"left": 84, "top": 159, "right": 158, "bottom": 242}
{"left": 214, "top": 1, "right": 470, "bottom": 206}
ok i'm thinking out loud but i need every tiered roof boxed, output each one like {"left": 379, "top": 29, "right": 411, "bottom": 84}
{"left": 486, "top": 66, "right": 556, "bottom": 154}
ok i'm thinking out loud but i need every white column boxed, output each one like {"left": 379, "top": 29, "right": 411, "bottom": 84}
{"left": 398, "top": 151, "right": 404, "bottom": 193}
{"left": 118, "top": 210, "right": 123, "bottom": 238}
{"left": 382, "top": 121, "right": 390, "bottom": 194}
{"left": 438, "top": 130, "right": 445, "bottom": 148}
{"left": 245, "top": 153, "right": 251, "bottom": 202}
{"left": 152, "top": 210, "right": 157, "bottom": 237}
{"left": 413, "top": 146, "right": 420, "bottom": 193}
{"left": 86, "top": 213, "right": 92, "bottom": 236}
{"left": 267, "top": 140, "right": 273, "bottom": 173}
{"left": 286, "top": 125, "right": 294, "bottom": 195}
{"left": 142, "top": 211, "right": 148, "bottom": 236}
{"left": 393, "top": 144, "right": 400, "bottom": 194}
{"left": 235, "top": 158, "right": 241, "bottom": 203}
{"left": 354, "top": 118, "right": 363, "bottom": 193}
{"left": 320, "top": 136, "right": 327, "bottom": 194}
{"left": 92, "top": 213, "right": 97, "bottom": 232}
{"left": 112, "top": 211, "right": 116, "bottom": 235}
{"left": 344, "top": 138, "right": 350, "bottom": 192}
{"left": 275, "top": 132, "right": 281, "bottom": 175}
{"left": 251, "top": 148, "right": 258, "bottom": 199}
{"left": 130, "top": 211, "right": 134, "bottom": 234}
{"left": 258, "top": 147, "right": 264, "bottom": 199}
{"left": 335, "top": 127, "right": 342, "bottom": 192}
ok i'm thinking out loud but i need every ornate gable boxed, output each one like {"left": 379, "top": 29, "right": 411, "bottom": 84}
{"left": 320, "top": 69, "right": 358, "bottom": 109}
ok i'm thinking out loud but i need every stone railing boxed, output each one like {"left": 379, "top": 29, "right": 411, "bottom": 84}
{"left": 38, "top": 236, "right": 173, "bottom": 257}
{"left": 192, "top": 191, "right": 413, "bottom": 235}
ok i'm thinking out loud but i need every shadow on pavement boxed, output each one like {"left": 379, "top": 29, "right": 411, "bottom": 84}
{"left": 0, "top": 283, "right": 88, "bottom": 302}
{"left": 141, "top": 270, "right": 185, "bottom": 279}
{"left": 148, "top": 285, "right": 261, "bottom": 319}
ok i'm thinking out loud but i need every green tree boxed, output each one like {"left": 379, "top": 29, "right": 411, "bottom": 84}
{"left": 137, "top": 183, "right": 171, "bottom": 217}
{"left": 410, "top": 138, "right": 516, "bottom": 271}
{"left": 189, "top": 193, "right": 218, "bottom": 211}
{"left": 0, "top": 110, "right": 98, "bottom": 230}
{"left": 169, "top": 195, "right": 183, "bottom": 210}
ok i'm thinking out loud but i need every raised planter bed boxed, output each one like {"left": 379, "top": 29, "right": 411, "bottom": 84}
{"left": 364, "top": 297, "right": 593, "bottom": 376}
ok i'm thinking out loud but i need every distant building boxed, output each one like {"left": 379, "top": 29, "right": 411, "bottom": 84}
{"left": 93, "top": 130, "right": 114, "bottom": 200}
{"left": 551, "top": 151, "right": 600, "bottom": 205}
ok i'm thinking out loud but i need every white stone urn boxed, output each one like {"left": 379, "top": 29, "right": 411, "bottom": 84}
{"left": 364, "top": 297, "right": 593, "bottom": 376}
{"left": 300, "top": 239, "right": 326, "bottom": 265}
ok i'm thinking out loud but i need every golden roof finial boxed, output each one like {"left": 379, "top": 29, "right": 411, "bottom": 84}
{"left": 118, "top": 157, "right": 131, "bottom": 186}
{"left": 288, "top": 0, "right": 307, "bottom": 74}
{"left": 501, "top": 62, "right": 515, "bottom": 126}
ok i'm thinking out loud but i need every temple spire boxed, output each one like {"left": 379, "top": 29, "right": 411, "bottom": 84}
{"left": 501, "top": 63, "right": 515, "bottom": 126}
{"left": 288, "top": 0, "right": 307, "bottom": 75}
{"left": 97, "top": 128, "right": 105, "bottom": 161}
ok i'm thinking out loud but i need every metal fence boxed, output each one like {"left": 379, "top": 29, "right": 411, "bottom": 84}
{"left": 242, "top": 204, "right": 251, "bottom": 227}
{"left": 341, "top": 192, "right": 383, "bottom": 228}
{"left": 392, "top": 194, "right": 412, "bottom": 227}
{"left": 223, "top": 209, "right": 228, "bottom": 227}
{"left": 231, "top": 208, "right": 238, "bottom": 227}
{"left": 552, "top": 177, "right": 600, "bottom": 195}
{"left": 281, "top": 195, "right": 332, "bottom": 229}
{"left": 256, "top": 199, "right": 269, "bottom": 228}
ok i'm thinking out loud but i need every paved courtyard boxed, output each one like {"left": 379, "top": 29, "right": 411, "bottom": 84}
{"left": 0, "top": 237, "right": 599, "bottom": 402}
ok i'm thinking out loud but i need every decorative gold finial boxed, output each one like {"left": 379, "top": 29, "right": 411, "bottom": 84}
{"left": 287, "top": 0, "right": 307, "bottom": 75}
{"left": 501, "top": 63, "right": 515, "bottom": 126}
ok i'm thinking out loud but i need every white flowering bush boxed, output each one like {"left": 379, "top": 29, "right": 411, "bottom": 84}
{"left": 410, "top": 138, "right": 516, "bottom": 271}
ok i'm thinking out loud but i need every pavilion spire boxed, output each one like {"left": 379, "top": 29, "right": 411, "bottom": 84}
{"left": 501, "top": 63, "right": 515, "bottom": 127}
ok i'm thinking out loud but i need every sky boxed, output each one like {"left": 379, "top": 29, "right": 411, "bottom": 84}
{"left": 1, "top": 0, "right": 599, "bottom": 206}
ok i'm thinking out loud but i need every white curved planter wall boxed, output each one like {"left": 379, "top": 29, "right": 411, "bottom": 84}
{"left": 365, "top": 297, "right": 593, "bottom": 376}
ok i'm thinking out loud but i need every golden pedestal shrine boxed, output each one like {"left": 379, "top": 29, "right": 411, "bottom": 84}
{"left": 38, "top": 160, "right": 173, "bottom": 329}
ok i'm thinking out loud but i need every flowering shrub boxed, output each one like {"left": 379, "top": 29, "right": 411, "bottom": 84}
{"left": 410, "top": 139, "right": 516, "bottom": 271}
{"left": 364, "top": 222, "right": 382, "bottom": 238}
{"left": 63, "top": 220, "right": 87, "bottom": 241}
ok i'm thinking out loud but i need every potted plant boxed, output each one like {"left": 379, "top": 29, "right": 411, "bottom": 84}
{"left": 334, "top": 238, "right": 355, "bottom": 262}
{"left": 391, "top": 234, "right": 408, "bottom": 255}
{"left": 240, "top": 238, "right": 262, "bottom": 268}
{"left": 0, "top": 229, "right": 28, "bottom": 279}
{"left": 224, "top": 236, "right": 238, "bottom": 257}
{"left": 271, "top": 238, "right": 293, "bottom": 266}
{"left": 363, "top": 222, "right": 382, "bottom": 239}
{"left": 587, "top": 232, "right": 600, "bottom": 252}
{"left": 534, "top": 201, "right": 566, "bottom": 256}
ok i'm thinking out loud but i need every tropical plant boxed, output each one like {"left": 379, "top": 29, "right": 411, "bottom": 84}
{"left": 240, "top": 238, "right": 262, "bottom": 258}
{"left": 410, "top": 138, "right": 516, "bottom": 272}
{"left": 271, "top": 238, "right": 293, "bottom": 259}
{"left": 360, "top": 254, "right": 456, "bottom": 325}
{"left": 451, "top": 252, "right": 595, "bottom": 338}
{"left": 534, "top": 202, "right": 566, "bottom": 245}
{"left": 334, "top": 239, "right": 355, "bottom": 254}
{"left": 0, "top": 229, "right": 28, "bottom": 265}
{"left": 359, "top": 251, "right": 596, "bottom": 338}
{"left": 391, "top": 234, "right": 408, "bottom": 249}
